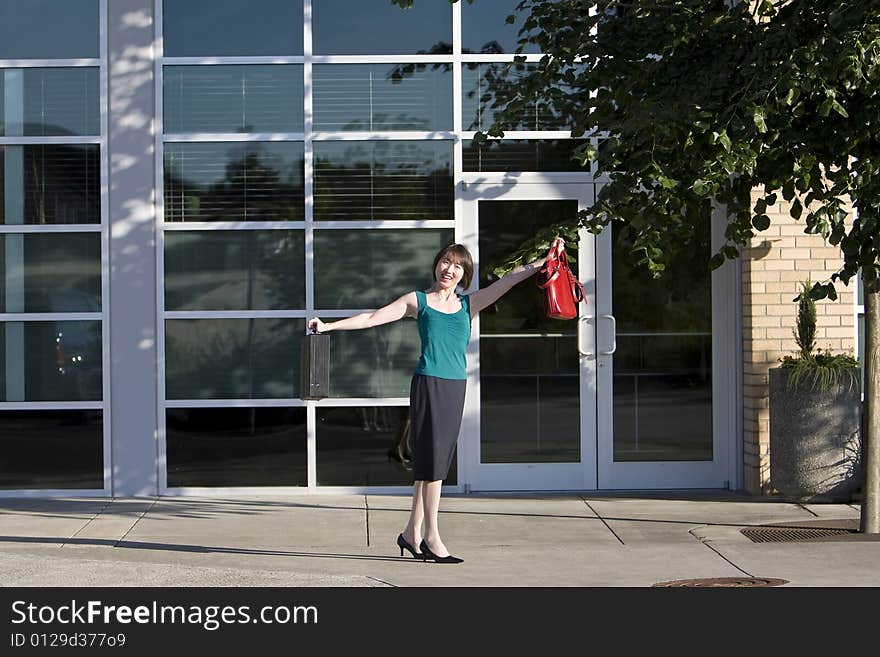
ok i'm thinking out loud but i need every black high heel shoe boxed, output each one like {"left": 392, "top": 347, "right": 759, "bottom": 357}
{"left": 419, "top": 540, "right": 463, "bottom": 564}
{"left": 397, "top": 533, "right": 423, "bottom": 559}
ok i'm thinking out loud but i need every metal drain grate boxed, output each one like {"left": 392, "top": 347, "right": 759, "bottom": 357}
{"left": 653, "top": 577, "right": 788, "bottom": 587}
{"left": 741, "top": 525, "right": 855, "bottom": 543}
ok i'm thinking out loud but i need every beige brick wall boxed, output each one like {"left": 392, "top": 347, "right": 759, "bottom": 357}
{"left": 741, "top": 191, "right": 857, "bottom": 495}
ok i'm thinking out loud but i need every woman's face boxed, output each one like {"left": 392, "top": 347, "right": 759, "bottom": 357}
{"left": 434, "top": 255, "right": 464, "bottom": 291}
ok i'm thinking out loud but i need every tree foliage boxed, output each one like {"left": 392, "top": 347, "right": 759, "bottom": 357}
{"left": 478, "top": 0, "right": 880, "bottom": 300}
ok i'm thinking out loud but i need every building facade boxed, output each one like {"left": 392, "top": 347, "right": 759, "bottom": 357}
{"left": 0, "top": 0, "right": 859, "bottom": 497}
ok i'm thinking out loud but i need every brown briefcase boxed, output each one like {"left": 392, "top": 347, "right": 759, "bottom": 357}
{"left": 299, "top": 331, "right": 330, "bottom": 400}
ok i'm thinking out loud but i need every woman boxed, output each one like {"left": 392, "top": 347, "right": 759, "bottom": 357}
{"left": 308, "top": 237, "right": 563, "bottom": 563}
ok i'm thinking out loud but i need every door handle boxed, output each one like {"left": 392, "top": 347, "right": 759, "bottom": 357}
{"left": 598, "top": 314, "right": 616, "bottom": 355}
{"left": 578, "top": 315, "right": 595, "bottom": 358}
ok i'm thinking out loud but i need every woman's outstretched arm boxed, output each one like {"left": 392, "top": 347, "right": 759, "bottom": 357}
{"left": 308, "top": 291, "right": 418, "bottom": 333}
{"left": 468, "top": 238, "right": 564, "bottom": 316}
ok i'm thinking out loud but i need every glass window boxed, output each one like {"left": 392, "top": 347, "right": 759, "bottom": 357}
{"left": 313, "top": 64, "right": 452, "bottom": 132}
{"left": 328, "top": 321, "right": 421, "bottom": 398}
{"left": 313, "top": 141, "right": 453, "bottom": 222}
{"left": 611, "top": 222, "right": 712, "bottom": 462}
{"left": 164, "top": 318, "right": 304, "bottom": 399}
{"left": 461, "top": 0, "right": 541, "bottom": 54}
{"left": 0, "top": 410, "right": 103, "bottom": 489}
{"left": 163, "top": 65, "right": 304, "bottom": 134}
{"left": 0, "top": 0, "right": 99, "bottom": 59}
{"left": 462, "top": 62, "right": 575, "bottom": 131}
{"left": 164, "top": 230, "right": 305, "bottom": 311}
{"left": 164, "top": 142, "right": 305, "bottom": 222}
{"left": 166, "top": 407, "right": 306, "bottom": 487}
{"left": 316, "top": 406, "right": 456, "bottom": 485}
{"left": 1, "top": 145, "right": 100, "bottom": 225}
{"left": 1, "top": 321, "right": 102, "bottom": 402}
{"left": 463, "top": 139, "right": 588, "bottom": 172}
{"left": 313, "top": 229, "right": 452, "bottom": 309}
{"left": 1, "top": 68, "right": 99, "bottom": 137}
{"left": 163, "top": 0, "right": 303, "bottom": 57}
{"left": 312, "top": 0, "right": 451, "bottom": 55}
{"left": 0, "top": 233, "right": 101, "bottom": 313}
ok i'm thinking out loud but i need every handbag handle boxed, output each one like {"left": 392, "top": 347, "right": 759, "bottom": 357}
{"left": 536, "top": 243, "right": 563, "bottom": 289}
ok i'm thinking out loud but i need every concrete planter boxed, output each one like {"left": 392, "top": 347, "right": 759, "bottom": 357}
{"left": 769, "top": 366, "right": 862, "bottom": 502}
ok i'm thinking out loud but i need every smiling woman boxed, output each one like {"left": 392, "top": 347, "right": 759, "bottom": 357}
{"left": 308, "top": 238, "right": 559, "bottom": 563}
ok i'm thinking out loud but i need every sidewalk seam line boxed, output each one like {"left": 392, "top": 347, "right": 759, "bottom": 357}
{"left": 797, "top": 503, "right": 820, "bottom": 518}
{"left": 580, "top": 497, "right": 625, "bottom": 545}
{"left": 690, "top": 528, "right": 754, "bottom": 577}
{"left": 364, "top": 495, "right": 371, "bottom": 548}
{"left": 62, "top": 499, "right": 114, "bottom": 548}
{"left": 114, "top": 498, "right": 160, "bottom": 547}
{"left": 365, "top": 575, "right": 396, "bottom": 587}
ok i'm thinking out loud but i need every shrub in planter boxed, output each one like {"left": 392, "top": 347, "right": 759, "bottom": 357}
{"left": 769, "top": 281, "right": 861, "bottom": 502}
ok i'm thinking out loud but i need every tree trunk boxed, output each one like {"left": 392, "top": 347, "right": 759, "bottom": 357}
{"left": 860, "top": 277, "right": 879, "bottom": 533}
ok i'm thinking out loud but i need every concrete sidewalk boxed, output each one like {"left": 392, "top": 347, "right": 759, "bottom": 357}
{"left": 0, "top": 493, "right": 876, "bottom": 587}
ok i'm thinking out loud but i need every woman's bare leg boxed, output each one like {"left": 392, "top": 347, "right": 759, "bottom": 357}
{"left": 421, "top": 479, "right": 452, "bottom": 557}
{"left": 402, "top": 480, "right": 424, "bottom": 550}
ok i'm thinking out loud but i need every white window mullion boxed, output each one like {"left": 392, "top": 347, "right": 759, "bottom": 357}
{"left": 165, "top": 310, "right": 310, "bottom": 320}
{"left": 0, "top": 59, "right": 100, "bottom": 68}
{"left": 163, "top": 133, "right": 306, "bottom": 142}
{"left": 163, "top": 56, "right": 306, "bottom": 65}
{"left": 312, "top": 220, "right": 454, "bottom": 230}
{"left": 0, "top": 224, "right": 102, "bottom": 234}
{"left": 0, "top": 312, "right": 102, "bottom": 322}
{"left": 310, "top": 131, "right": 455, "bottom": 141}
{"left": 155, "top": 0, "right": 170, "bottom": 493}
{"left": 162, "top": 221, "right": 306, "bottom": 231}
{"left": 99, "top": 0, "right": 112, "bottom": 495}
{"left": 0, "top": 136, "right": 101, "bottom": 145}
{"left": 303, "top": 0, "right": 317, "bottom": 489}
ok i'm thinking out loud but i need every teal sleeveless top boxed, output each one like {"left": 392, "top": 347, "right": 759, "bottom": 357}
{"left": 413, "top": 290, "right": 472, "bottom": 380}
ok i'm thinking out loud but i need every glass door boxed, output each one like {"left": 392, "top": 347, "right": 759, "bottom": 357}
{"left": 460, "top": 183, "right": 596, "bottom": 490}
{"left": 594, "top": 208, "right": 730, "bottom": 488}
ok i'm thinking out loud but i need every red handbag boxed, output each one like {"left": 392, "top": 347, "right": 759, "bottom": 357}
{"left": 536, "top": 243, "right": 585, "bottom": 320}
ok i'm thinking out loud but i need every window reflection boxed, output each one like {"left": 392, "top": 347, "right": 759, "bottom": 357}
{"left": 461, "top": 0, "right": 541, "bottom": 54}
{"left": 312, "top": 0, "right": 451, "bottom": 55}
{"left": 0, "top": 0, "right": 99, "bottom": 59}
{"left": 165, "top": 230, "right": 305, "bottom": 311}
{"left": 1, "top": 145, "right": 100, "bottom": 225}
{"left": 163, "top": 65, "right": 304, "bottom": 134}
{"left": 0, "top": 68, "right": 99, "bottom": 137}
{"left": 313, "top": 141, "right": 453, "bottom": 221}
{"left": 611, "top": 222, "right": 713, "bottom": 462}
{"left": 166, "top": 407, "right": 307, "bottom": 487}
{"left": 0, "top": 233, "right": 101, "bottom": 313}
{"left": 478, "top": 200, "right": 581, "bottom": 464}
{"left": 164, "top": 142, "right": 305, "bottom": 222}
{"left": 163, "top": 0, "right": 303, "bottom": 57}
{"left": 462, "top": 62, "right": 578, "bottom": 131}
{"left": 313, "top": 229, "right": 451, "bottom": 309}
{"left": 164, "top": 318, "right": 304, "bottom": 399}
{"left": 1, "top": 321, "right": 102, "bottom": 402}
{"left": 316, "top": 406, "right": 455, "bottom": 485}
{"left": 313, "top": 64, "right": 452, "bottom": 132}
{"left": 328, "top": 322, "right": 421, "bottom": 398}
{"left": 0, "top": 410, "right": 103, "bottom": 489}
{"left": 463, "top": 139, "right": 588, "bottom": 172}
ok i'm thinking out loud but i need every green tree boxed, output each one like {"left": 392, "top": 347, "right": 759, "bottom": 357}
{"left": 399, "top": 0, "right": 880, "bottom": 531}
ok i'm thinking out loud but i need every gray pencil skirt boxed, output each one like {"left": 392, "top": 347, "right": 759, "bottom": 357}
{"left": 409, "top": 374, "right": 467, "bottom": 482}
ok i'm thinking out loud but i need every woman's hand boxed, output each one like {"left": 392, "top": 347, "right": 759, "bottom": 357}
{"left": 548, "top": 235, "right": 565, "bottom": 255}
{"left": 308, "top": 317, "right": 328, "bottom": 333}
